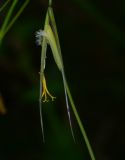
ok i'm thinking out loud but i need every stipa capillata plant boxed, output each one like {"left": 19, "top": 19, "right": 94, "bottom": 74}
{"left": 36, "top": 0, "right": 96, "bottom": 160}
{"left": 36, "top": 5, "right": 75, "bottom": 142}
{"left": 0, "top": 0, "right": 29, "bottom": 44}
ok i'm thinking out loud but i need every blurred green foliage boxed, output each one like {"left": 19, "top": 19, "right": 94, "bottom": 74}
{"left": 0, "top": 0, "right": 125, "bottom": 160}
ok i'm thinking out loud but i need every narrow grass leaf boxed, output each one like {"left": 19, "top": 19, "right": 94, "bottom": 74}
{"left": 3, "top": 0, "right": 29, "bottom": 38}
{"left": 0, "top": 0, "right": 18, "bottom": 40}
{"left": 0, "top": 0, "right": 10, "bottom": 13}
{"left": 0, "top": 0, "right": 29, "bottom": 43}
{"left": 61, "top": 70, "right": 75, "bottom": 141}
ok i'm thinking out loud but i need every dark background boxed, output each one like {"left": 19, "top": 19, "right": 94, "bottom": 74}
{"left": 0, "top": 0, "right": 125, "bottom": 159}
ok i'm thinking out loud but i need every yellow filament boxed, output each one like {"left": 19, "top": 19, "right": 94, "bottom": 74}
{"left": 42, "top": 75, "right": 56, "bottom": 102}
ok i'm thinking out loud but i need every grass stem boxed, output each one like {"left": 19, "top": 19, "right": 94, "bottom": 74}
{"left": 66, "top": 81, "right": 96, "bottom": 160}
{"left": 0, "top": 0, "right": 18, "bottom": 40}
{"left": 0, "top": 0, "right": 10, "bottom": 12}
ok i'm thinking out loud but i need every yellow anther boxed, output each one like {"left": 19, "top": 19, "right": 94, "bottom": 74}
{"left": 42, "top": 75, "right": 56, "bottom": 102}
